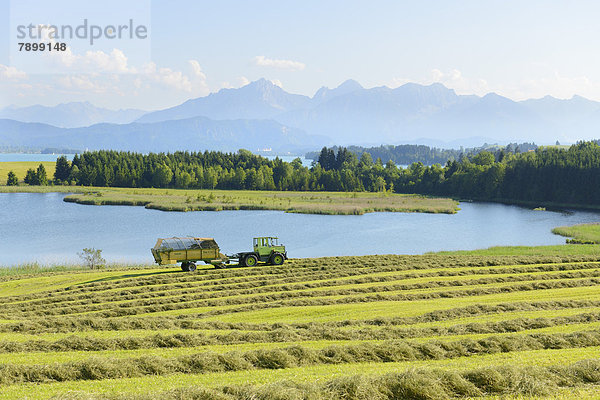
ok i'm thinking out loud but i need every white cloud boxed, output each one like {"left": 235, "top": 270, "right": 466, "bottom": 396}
{"left": 253, "top": 56, "right": 305, "bottom": 71}
{"left": 57, "top": 75, "right": 107, "bottom": 93}
{"left": 270, "top": 79, "right": 283, "bottom": 87}
{"left": 188, "top": 60, "right": 206, "bottom": 80}
{"left": 48, "top": 47, "right": 134, "bottom": 73}
{"left": 0, "top": 65, "right": 27, "bottom": 81}
{"left": 220, "top": 76, "right": 251, "bottom": 90}
{"left": 141, "top": 62, "right": 192, "bottom": 92}
{"left": 237, "top": 76, "right": 250, "bottom": 86}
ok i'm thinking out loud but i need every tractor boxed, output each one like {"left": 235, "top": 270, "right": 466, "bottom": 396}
{"left": 231, "top": 237, "right": 287, "bottom": 267}
{"left": 151, "top": 236, "right": 287, "bottom": 271}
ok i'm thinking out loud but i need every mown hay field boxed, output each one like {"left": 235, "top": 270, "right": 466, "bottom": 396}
{"left": 2, "top": 251, "right": 600, "bottom": 399}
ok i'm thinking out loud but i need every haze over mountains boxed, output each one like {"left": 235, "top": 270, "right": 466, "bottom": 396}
{"left": 0, "top": 102, "right": 146, "bottom": 128}
{"left": 2, "top": 78, "right": 600, "bottom": 153}
{"left": 0, "top": 117, "right": 319, "bottom": 153}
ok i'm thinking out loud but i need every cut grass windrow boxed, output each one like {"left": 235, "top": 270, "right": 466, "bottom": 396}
{"left": 2, "top": 255, "right": 596, "bottom": 305}
{"left": 4, "top": 298, "right": 600, "bottom": 334}
{"left": 4, "top": 262, "right": 599, "bottom": 313}
{"left": 99, "top": 359, "right": 600, "bottom": 400}
{"left": 1, "top": 330, "right": 600, "bottom": 385}
{"left": 1, "top": 311, "right": 600, "bottom": 354}
{"left": 5, "top": 268, "right": 600, "bottom": 319}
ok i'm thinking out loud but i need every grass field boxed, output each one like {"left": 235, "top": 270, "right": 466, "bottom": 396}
{"left": 1, "top": 250, "right": 600, "bottom": 399}
{"left": 552, "top": 223, "right": 600, "bottom": 244}
{"left": 0, "top": 184, "right": 459, "bottom": 215}
{"left": 0, "top": 161, "right": 56, "bottom": 185}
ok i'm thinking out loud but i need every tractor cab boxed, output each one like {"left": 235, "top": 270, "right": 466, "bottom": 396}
{"left": 250, "top": 236, "right": 287, "bottom": 264}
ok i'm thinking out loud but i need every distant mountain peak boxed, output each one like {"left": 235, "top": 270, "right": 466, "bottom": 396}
{"left": 312, "top": 79, "right": 364, "bottom": 102}
{"left": 337, "top": 79, "right": 363, "bottom": 90}
{"left": 246, "top": 77, "right": 275, "bottom": 88}
{"left": 136, "top": 77, "right": 311, "bottom": 123}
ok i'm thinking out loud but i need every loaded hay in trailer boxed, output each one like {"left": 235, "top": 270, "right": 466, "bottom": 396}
{"left": 151, "top": 237, "right": 228, "bottom": 271}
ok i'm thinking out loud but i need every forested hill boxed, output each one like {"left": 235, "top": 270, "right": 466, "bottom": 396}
{"left": 306, "top": 143, "right": 538, "bottom": 166}
{"left": 14, "top": 141, "right": 600, "bottom": 208}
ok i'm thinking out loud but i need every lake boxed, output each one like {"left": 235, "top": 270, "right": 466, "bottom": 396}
{"left": 1, "top": 193, "right": 599, "bottom": 266}
{"left": 0, "top": 153, "right": 76, "bottom": 162}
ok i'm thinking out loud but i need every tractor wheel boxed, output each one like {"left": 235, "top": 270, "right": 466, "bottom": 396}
{"left": 244, "top": 254, "right": 258, "bottom": 267}
{"left": 270, "top": 253, "right": 284, "bottom": 265}
{"left": 188, "top": 262, "right": 197, "bottom": 272}
{"left": 181, "top": 262, "right": 189, "bottom": 272}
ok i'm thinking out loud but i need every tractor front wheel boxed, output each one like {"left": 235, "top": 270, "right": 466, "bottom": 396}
{"left": 244, "top": 254, "right": 258, "bottom": 267}
{"left": 270, "top": 253, "right": 284, "bottom": 265}
{"left": 188, "top": 262, "right": 197, "bottom": 272}
{"left": 181, "top": 262, "right": 190, "bottom": 272}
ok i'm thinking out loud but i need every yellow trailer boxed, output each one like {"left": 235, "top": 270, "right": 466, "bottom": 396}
{"left": 151, "top": 237, "right": 229, "bottom": 271}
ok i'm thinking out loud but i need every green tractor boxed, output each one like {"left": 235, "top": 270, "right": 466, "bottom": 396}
{"left": 151, "top": 236, "right": 287, "bottom": 270}
{"left": 232, "top": 237, "right": 287, "bottom": 267}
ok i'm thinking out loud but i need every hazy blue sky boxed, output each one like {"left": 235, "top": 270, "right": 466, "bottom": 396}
{"left": 2, "top": 0, "right": 600, "bottom": 109}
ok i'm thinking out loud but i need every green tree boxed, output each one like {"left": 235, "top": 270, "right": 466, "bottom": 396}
{"left": 24, "top": 168, "right": 38, "bottom": 185}
{"left": 36, "top": 164, "right": 48, "bottom": 185}
{"left": 472, "top": 151, "right": 495, "bottom": 166}
{"left": 374, "top": 176, "right": 386, "bottom": 192}
{"left": 69, "top": 165, "right": 80, "bottom": 184}
{"left": 6, "top": 171, "right": 18, "bottom": 186}
{"left": 174, "top": 169, "right": 192, "bottom": 188}
{"left": 359, "top": 152, "right": 374, "bottom": 168}
{"left": 78, "top": 248, "right": 106, "bottom": 269}
{"left": 152, "top": 163, "right": 173, "bottom": 187}
{"left": 54, "top": 156, "right": 71, "bottom": 184}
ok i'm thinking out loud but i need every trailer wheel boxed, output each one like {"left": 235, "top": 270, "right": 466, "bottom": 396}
{"left": 181, "top": 262, "right": 189, "bottom": 272}
{"left": 244, "top": 254, "right": 258, "bottom": 267}
{"left": 270, "top": 253, "right": 284, "bottom": 265}
{"left": 188, "top": 262, "right": 197, "bottom": 272}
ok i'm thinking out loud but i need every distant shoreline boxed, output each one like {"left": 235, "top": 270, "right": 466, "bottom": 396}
{"left": 0, "top": 185, "right": 460, "bottom": 215}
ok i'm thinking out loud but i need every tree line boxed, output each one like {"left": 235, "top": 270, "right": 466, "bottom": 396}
{"left": 6, "top": 142, "right": 600, "bottom": 207}
{"left": 306, "top": 142, "right": 538, "bottom": 166}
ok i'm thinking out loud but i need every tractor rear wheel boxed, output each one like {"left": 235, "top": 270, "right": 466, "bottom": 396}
{"left": 270, "top": 253, "right": 284, "bottom": 265}
{"left": 244, "top": 254, "right": 258, "bottom": 267}
{"left": 188, "top": 262, "right": 197, "bottom": 272}
{"left": 181, "top": 262, "right": 189, "bottom": 272}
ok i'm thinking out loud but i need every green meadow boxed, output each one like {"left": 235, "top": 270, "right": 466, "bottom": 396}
{"left": 0, "top": 161, "right": 56, "bottom": 185}
{"left": 553, "top": 223, "right": 600, "bottom": 244}
{"left": 1, "top": 247, "right": 600, "bottom": 399}
{"left": 0, "top": 184, "right": 459, "bottom": 215}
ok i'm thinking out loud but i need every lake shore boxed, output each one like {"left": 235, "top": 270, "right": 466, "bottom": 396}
{"left": 0, "top": 185, "right": 459, "bottom": 215}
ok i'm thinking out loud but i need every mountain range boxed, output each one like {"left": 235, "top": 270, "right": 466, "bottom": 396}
{"left": 2, "top": 78, "right": 600, "bottom": 153}
{"left": 0, "top": 117, "right": 324, "bottom": 153}
{"left": 0, "top": 102, "right": 146, "bottom": 128}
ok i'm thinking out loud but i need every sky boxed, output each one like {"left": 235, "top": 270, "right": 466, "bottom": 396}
{"left": 1, "top": 0, "right": 600, "bottom": 110}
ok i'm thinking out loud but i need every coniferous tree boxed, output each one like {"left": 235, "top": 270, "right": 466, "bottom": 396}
{"left": 36, "top": 164, "right": 48, "bottom": 185}
{"left": 24, "top": 168, "right": 38, "bottom": 185}
{"left": 54, "top": 156, "right": 72, "bottom": 184}
{"left": 6, "top": 171, "right": 18, "bottom": 186}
